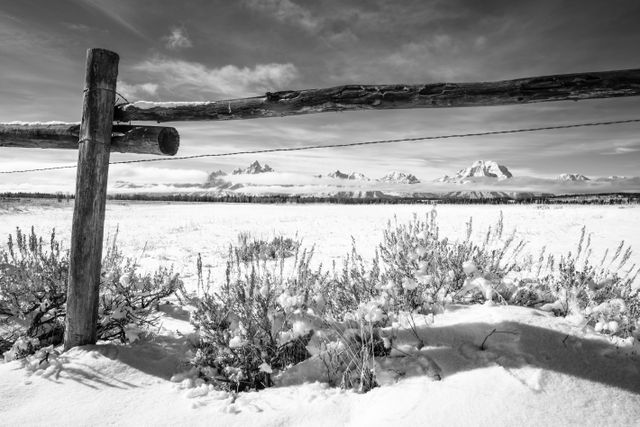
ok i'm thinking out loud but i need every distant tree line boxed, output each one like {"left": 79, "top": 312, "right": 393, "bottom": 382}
{"left": 1, "top": 192, "right": 638, "bottom": 205}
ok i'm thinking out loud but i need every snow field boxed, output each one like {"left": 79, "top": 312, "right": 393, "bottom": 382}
{"left": 1, "top": 201, "right": 639, "bottom": 426}
{"left": 0, "top": 201, "right": 638, "bottom": 291}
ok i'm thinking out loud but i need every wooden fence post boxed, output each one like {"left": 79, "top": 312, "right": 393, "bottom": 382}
{"left": 64, "top": 48, "right": 119, "bottom": 350}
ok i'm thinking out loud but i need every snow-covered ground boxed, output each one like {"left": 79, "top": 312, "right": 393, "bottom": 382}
{"left": 1, "top": 200, "right": 639, "bottom": 426}
{"left": 1, "top": 303, "right": 639, "bottom": 426}
{"left": 0, "top": 200, "right": 638, "bottom": 290}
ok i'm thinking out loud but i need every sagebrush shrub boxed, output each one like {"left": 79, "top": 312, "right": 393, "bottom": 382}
{"left": 187, "top": 212, "right": 640, "bottom": 395}
{"left": 235, "top": 233, "right": 301, "bottom": 262}
{"left": 528, "top": 227, "right": 640, "bottom": 337}
{"left": 0, "top": 228, "right": 67, "bottom": 356}
{"left": 321, "top": 239, "right": 384, "bottom": 320}
{"left": 322, "top": 210, "right": 526, "bottom": 320}
{"left": 0, "top": 227, "right": 181, "bottom": 361}
{"left": 98, "top": 235, "right": 182, "bottom": 342}
{"left": 190, "top": 236, "right": 328, "bottom": 392}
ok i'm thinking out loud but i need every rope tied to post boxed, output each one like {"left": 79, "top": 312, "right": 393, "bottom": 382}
{"left": 82, "top": 87, "right": 131, "bottom": 107}
{"left": 77, "top": 88, "right": 132, "bottom": 146}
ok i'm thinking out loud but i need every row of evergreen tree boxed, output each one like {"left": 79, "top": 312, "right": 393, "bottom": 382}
{"left": 2, "top": 192, "right": 639, "bottom": 205}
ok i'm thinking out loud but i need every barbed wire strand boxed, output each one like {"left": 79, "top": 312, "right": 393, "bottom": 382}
{"left": 1, "top": 118, "right": 639, "bottom": 174}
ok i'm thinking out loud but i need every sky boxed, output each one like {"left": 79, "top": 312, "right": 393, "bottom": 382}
{"left": 1, "top": 0, "right": 640, "bottom": 191}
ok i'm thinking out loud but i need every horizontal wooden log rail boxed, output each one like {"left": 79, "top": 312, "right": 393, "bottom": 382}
{"left": 0, "top": 123, "right": 179, "bottom": 155}
{"left": 114, "top": 68, "right": 640, "bottom": 123}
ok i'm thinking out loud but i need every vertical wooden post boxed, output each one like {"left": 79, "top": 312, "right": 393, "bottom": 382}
{"left": 64, "top": 48, "right": 119, "bottom": 350}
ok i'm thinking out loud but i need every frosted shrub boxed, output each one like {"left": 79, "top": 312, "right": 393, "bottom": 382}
{"left": 328, "top": 309, "right": 390, "bottom": 392}
{"left": 320, "top": 211, "right": 525, "bottom": 323}
{"left": 532, "top": 228, "right": 640, "bottom": 338}
{"left": 0, "top": 228, "right": 67, "bottom": 357}
{"left": 321, "top": 240, "right": 384, "bottom": 320}
{"left": 377, "top": 210, "right": 525, "bottom": 312}
{"left": 0, "top": 227, "right": 181, "bottom": 360}
{"left": 190, "top": 235, "right": 329, "bottom": 392}
{"left": 98, "top": 236, "right": 182, "bottom": 343}
{"left": 235, "top": 233, "right": 301, "bottom": 262}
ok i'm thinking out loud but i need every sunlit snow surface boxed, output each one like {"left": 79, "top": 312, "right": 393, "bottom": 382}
{"left": 1, "top": 201, "right": 639, "bottom": 426}
{"left": 0, "top": 201, "right": 638, "bottom": 289}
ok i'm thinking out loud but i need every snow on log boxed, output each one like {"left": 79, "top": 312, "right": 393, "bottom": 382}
{"left": 0, "top": 123, "right": 179, "bottom": 155}
{"left": 114, "top": 68, "right": 640, "bottom": 122}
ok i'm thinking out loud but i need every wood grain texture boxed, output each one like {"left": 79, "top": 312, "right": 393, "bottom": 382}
{"left": 114, "top": 68, "right": 640, "bottom": 123}
{"left": 0, "top": 123, "right": 179, "bottom": 155}
{"left": 64, "top": 48, "right": 119, "bottom": 350}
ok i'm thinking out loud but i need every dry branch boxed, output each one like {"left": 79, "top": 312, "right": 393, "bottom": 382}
{"left": 0, "top": 123, "right": 179, "bottom": 155}
{"left": 114, "top": 68, "right": 640, "bottom": 123}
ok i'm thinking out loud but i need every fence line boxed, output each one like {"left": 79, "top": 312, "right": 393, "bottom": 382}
{"left": 3, "top": 47, "right": 640, "bottom": 351}
{"left": 1, "top": 118, "right": 639, "bottom": 175}
{"left": 114, "top": 68, "right": 640, "bottom": 123}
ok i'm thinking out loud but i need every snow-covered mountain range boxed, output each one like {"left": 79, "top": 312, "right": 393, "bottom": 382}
{"left": 557, "top": 173, "right": 590, "bottom": 181}
{"left": 322, "top": 170, "right": 419, "bottom": 184}
{"left": 111, "top": 160, "right": 640, "bottom": 199}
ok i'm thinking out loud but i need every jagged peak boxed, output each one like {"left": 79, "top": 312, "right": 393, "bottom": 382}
{"left": 557, "top": 173, "right": 590, "bottom": 181}
{"left": 379, "top": 171, "right": 420, "bottom": 184}
{"left": 327, "top": 170, "right": 370, "bottom": 180}
{"left": 456, "top": 160, "right": 513, "bottom": 179}
{"left": 437, "top": 160, "right": 513, "bottom": 183}
{"left": 232, "top": 161, "right": 274, "bottom": 175}
{"left": 327, "top": 170, "right": 349, "bottom": 179}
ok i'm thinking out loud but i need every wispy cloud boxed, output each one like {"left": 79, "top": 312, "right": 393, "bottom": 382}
{"left": 134, "top": 57, "right": 299, "bottom": 98}
{"left": 71, "top": 0, "right": 148, "bottom": 39}
{"left": 163, "top": 26, "right": 192, "bottom": 50}
{"left": 242, "top": 0, "right": 359, "bottom": 46}
{"left": 116, "top": 80, "right": 159, "bottom": 101}
{"left": 110, "top": 166, "right": 207, "bottom": 185}
{"left": 601, "top": 144, "right": 640, "bottom": 155}
{"left": 243, "top": 0, "right": 320, "bottom": 32}
{"left": 62, "top": 22, "right": 92, "bottom": 32}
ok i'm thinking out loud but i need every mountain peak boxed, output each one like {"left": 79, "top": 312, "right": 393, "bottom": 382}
{"left": 233, "top": 161, "right": 274, "bottom": 175}
{"left": 459, "top": 160, "right": 513, "bottom": 179}
{"left": 327, "top": 170, "right": 370, "bottom": 180}
{"left": 557, "top": 173, "right": 590, "bottom": 181}
{"left": 379, "top": 171, "right": 420, "bottom": 184}
{"left": 437, "top": 160, "right": 513, "bottom": 183}
{"left": 328, "top": 170, "right": 349, "bottom": 179}
{"left": 206, "top": 169, "right": 227, "bottom": 183}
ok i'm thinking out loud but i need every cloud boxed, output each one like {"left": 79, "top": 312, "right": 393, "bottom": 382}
{"left": 163, "top": 26, "right": 193, "bottom": 50}
{"left": 242, "top": 0, "right": 358, "bottom": 45}
{"left": 613, "top": 146, "right": 640, "bottom": 154}
{"left": 134, "top": 57, "right": 299, "bottom": 98}
{"left": 109, "top": 166, "right": 207, "bottom": 185}
{"left": 63, "top": 22, "right": 92, "bottom": 32}
{"left": 601, "top": 145, "right": 640, "bottom": 155}
{"left": 70, "top": 0, "right": 148, "bottom": 39}
{"left": 243, "top": 0, "right": 320, "bottom": 32}
{"left": 117, "top": 80, "right": 159, "bottom": 101}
